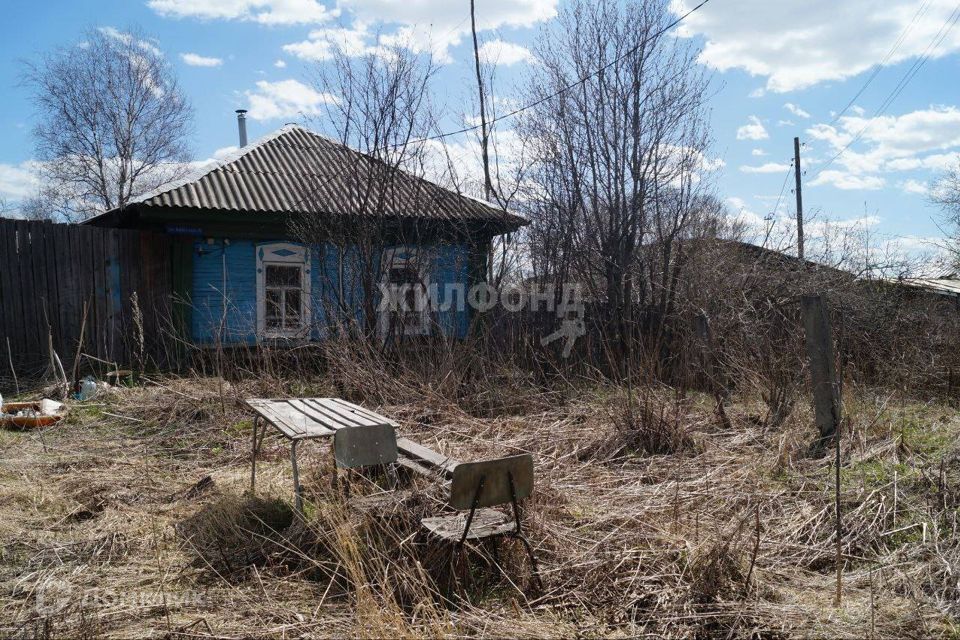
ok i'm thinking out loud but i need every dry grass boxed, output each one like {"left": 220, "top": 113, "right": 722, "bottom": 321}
{"left": 1, "top": 368, "right": 959, "bottom": 638}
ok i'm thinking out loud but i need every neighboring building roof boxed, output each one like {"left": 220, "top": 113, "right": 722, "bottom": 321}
{"left": 687, "top": 237, "right": 851, "bottom": 277}
{"left": 93, "top": 124, "right": 525, "bottom": 231}
{"left": 898, "top": 273, "right": 960, "bottom": 298}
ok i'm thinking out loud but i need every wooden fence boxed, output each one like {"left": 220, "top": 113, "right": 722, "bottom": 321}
{"left": 0, "top": 218, "right": 176, "bottom": 386}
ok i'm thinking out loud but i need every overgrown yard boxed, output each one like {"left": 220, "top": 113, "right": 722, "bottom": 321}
{"left": 1, "top": 375, "right": 958, "bottom": 638}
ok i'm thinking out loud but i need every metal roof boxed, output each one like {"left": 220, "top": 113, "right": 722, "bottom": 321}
{"left": 898, "top": 274, "right": 960, "bottom": 298}
{"left": 122, "top": 125, "right": 525, "bottom": 230}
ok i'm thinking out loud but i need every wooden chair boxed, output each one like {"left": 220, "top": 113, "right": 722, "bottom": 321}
{"left": 421, "top": 454, "right": 541, "bottom": 595}
{"left": 332, "top": 423, "right": 399, "bottom": 497}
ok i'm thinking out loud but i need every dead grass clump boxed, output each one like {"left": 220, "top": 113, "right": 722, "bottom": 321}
{"left": 686, "top": 535, "right": 750, "bottom": 604}
{"left": 177, "top": 492, "right": 295, "bottom": 580}
{"left": 601, "top": 391, "right": 701, "bottom": 458}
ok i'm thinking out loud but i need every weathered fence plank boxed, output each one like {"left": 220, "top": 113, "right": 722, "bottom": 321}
{"left": 0, "top": 220, "right": 19, "bottom": 365}
{"left": 0, "top": 218, "right": 174, "bottom": 385}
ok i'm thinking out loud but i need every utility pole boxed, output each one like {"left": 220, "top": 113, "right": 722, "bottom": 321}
{"left": 470, "top": 0, "right": 494, "bottom": 203}
{"left": 794, "top": 136, "right": 804, "bottom": 261}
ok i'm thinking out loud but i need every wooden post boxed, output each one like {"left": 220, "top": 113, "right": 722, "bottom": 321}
{"left": 801, "top": 295, "right": 840, "bottom": 446}
{"left": 794, "top": 137, "right": 804, "bottom": 262}
{"left": 801, "top": 293, "right": 843, "bottom": 606}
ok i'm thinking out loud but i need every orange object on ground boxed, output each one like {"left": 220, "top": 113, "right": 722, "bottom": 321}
{"left": 1, "top": 401, "right": 66, "bottom": 429}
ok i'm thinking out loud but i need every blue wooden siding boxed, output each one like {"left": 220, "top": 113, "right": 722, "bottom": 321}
{"left": 312, "top": 244, "right": 366, "bottom": 338}
{"left": 191, "top": 240, "right": 471, "bottom": 344}
{"left": 431, "top": 244, "right": 470, "bottom": 339}
{"left": 192, "top": 239, "right": 259, "bottom": 345}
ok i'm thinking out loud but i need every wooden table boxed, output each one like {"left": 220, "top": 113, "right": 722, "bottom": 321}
{"left": 246, "top": 397, "right": 457, "bottom": 510}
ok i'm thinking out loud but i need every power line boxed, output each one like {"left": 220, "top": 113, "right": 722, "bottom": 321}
{"left": 826, "top": 0, "right": 933, "bottom": 127}
{"left": 811, "top": 2, "right": 960, "bottom": 180}
{"left": 401, "top": 0, "right": 713, "bottom": 147}
{"left": 769, "top": 159, "right": 795, "bottom": 219}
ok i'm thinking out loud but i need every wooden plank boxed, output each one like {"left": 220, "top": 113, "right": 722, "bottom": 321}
{"left": 290, "top": 398, "right": 359, "bottom": 430}
{"left": 91, "top": 227, "right": 108, "bottom": 361}
{"left": 33, "top": 222, "right": 49, "bottom": 366}
{"left": 29, "top": 222, "right": 51, "bottom": 350}
{"left": 170, "top": 237, "right": 193, "bottom": 350}
{"left": 140, "top": 232, "right": 162, "bottom": 363}
{"left": 0, "top": 222, "right": 7, "bottom": 355}
{"left": 155, "top": 233, "right": 174, "bottom": 367}
{"left": 77, "top": 225, "right": 96, "bottom": 365}
{"left": 395, "top": 455, "right": 438, "bottom": 478}
{"left": 42, "top": 222, "right": 63, "bottom": 361}
{"left": 14, "top": 221, "right": 41, "bottom": 368}
{"left": 246, "top": 399, "right": 335, "bottom": 439}
{"left": 319, "top": 398, "right": 398, "bottom": 427}
{"left": 333, "top": 423, "right": 398, "bottom": 469}
{"left": 58, "top": 223, "right": 81, "bottom": 376}
{"left": 306, "top": 398, "right": 385, "bottom": 429}
{"left": 422, "top": 509, "right": 515, "bottom": 541}
{"left": 0, "top": 220, "right": 21, "bottom": 363}
{"left": 251, "top": 403, "right": 306, "bottom": 438}
{"left": 449, "top": 454, "right": 534, "bottom": 510}
{"left": 117, "top": 231, "right": 140, "bottom": 362}
{"left": 396, "top": 437, "right": 458, "bottom": 476}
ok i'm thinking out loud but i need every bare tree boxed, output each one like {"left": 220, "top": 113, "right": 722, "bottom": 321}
{"left": 24, "top": 27, "right": 193, "bottom": 221}
{"left": 930, "top": 162, "right": 960, "bottom": 268}
{"left": 458, "top": 6, "right": 531, "bottom": 288}
{"left": 293, "top": 43, "right": 439, "bottom": 340}
{"left": 520, "top": 0, "right": 713, "bottom": 372}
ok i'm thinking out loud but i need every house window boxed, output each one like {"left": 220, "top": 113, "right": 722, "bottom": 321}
{"left": 257, "top": 243, "right": 311, "bottom": 339}
{"left": 379, "top": 247, "right": 430, "bottom": 338}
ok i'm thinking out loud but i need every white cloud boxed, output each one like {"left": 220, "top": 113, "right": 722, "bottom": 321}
{"left": 887, "top": 151, "right": 960, "bottom": 171}
{"left": 477, "top": 40, "right": 535, "bottom": 66}
{"left": 283, "top": 23, "right": 376, "bottom": 61}
{"left": 342, "top": 0, "right": 556, "bottom": 33}
{"left": 726, "top": 196, "right": 765, "bottom": 227}
{"left": 784, "top": 102, "right": 810, "bottom": 119}
{"left": 672, "top": 0, "right": 960, "bottom": 92}
{"left": 0, "top": 161, "right": 41, "bottom": 201}
{"left": 809, "top": 170, "right": 885, "bottom": 190}
{"left": 274, "top": 59, "right": 287, "bottom": 68}
{"left": 736, "top": 116, "right": 768, "bottom": 141}
{"left": 98, "top": 26, "right": 163, "bottom": 56}
{"left": 147, "top": 0, "right": 338, "bottom": 25}
{"left": 807, "top": 106, "right": 960, "bottom": 178}
{"left": 245, "top": 79, "right": 338, "bottom": 121}
{"left": 212, "top": 146, "right": 239, "bottom": 160}
{"left": 180, "top": 52, "right": 222, "bottom": 67}
{"left": 899, "top": 178, "right": 929, "bottom": 195}
{"left": 751, "top": 148, "right": 767, "bottom": 156}
{"left": 284, "top": 0, "right": 557, "bottom": 64}
{"left": 740, "top": 162, "right": 790, "bottom": 174}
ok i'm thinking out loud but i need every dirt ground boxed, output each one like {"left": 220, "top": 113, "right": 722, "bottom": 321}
{"left": 1, "top": 376, "right": 958, "bottom": 638}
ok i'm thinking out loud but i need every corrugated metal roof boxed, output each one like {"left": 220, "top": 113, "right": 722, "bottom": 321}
{"left": 126, "top": 125, "right": 525, "bottom": 229}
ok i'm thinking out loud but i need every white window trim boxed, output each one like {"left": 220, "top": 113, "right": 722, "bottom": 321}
{"left": 378, "top": 246, "right": 431, "bottom": 339}
{"left": 256, "top": 242, "right": 312, "bottom": 340}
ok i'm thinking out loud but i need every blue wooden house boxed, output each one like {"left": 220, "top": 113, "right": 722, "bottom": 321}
{"left": 88, "top": 124, "right": 524, "bottom": 346}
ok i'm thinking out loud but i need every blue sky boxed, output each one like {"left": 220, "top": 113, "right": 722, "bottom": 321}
{"left": 1, "top": 0, "right": 959, "bottom": 256}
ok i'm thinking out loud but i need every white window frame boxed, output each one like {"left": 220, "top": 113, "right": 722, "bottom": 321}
{"left": 378, "top": 247, "right": 431, "bottom": 338}
{"left": 256, "top": 243, "right": 311, "bottom": 340}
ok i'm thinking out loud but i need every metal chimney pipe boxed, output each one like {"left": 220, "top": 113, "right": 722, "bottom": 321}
{"left": 236, "top": 109, "right": 248, "bottom": 147}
